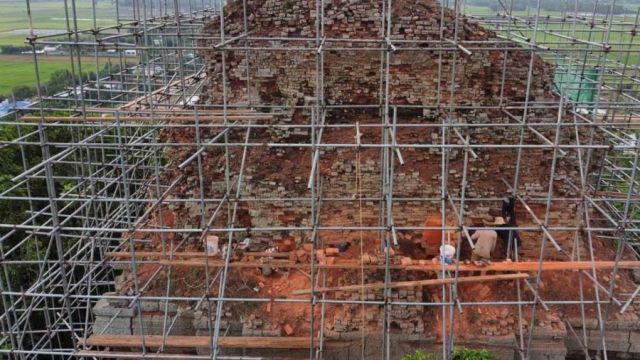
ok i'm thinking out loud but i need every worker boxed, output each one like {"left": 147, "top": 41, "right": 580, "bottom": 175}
{"left": 500, "top": 196, "right": 521, "bottom": 259}
{"left": 470, "top": 228, "right": 497, "bottom": 264}
{"left": 502, "top": 196, "right": 516, "bottom": 224}
{"left": 493, "top": 216, "right": 521, "bottom": 260}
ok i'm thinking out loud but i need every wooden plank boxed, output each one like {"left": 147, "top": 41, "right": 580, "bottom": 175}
{"left": 83, "top": 335, "right": 345, "bottom": 349}
{"left": 85, "top": 109, "right": 259, "bottom": 115}
{"left": 106, "top": 251, "right": 291, "bottom": 258}
{"left": 105, "top": 253, "right": 640, "bottom": 272}
{"left": 152, "top": 259, "right": 640, "bottom": 272}
{"left": 76, "top": 350, "right": 301, "bottom": 359}
{"left": 291, "top": 273, "right": 531, "bottom": 295}
{"left": 19, "top": 114, "right": 274, "bottom": 123}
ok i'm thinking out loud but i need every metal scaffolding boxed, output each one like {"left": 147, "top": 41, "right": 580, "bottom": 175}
{"left": 0, "top": 0, "right": 640, "bottom": 359}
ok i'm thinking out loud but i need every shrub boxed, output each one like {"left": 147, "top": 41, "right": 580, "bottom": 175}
{"left": 0, "top": 45, "right": 31, "bottom": 55}
{"left": 452, "top": 347, "right": 499, "bottom": 360}
{"left": 402, "top": 350, "right": 438, "bottom": 360}
{"left": 10, "top": 85, "right": 36, "bottom": 100}
{"left": 42, "top": 69, "right": 76, "bottom": 96}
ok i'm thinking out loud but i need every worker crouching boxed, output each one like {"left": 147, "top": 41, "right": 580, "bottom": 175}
{"left": 470, "top": 229, "right": 497, "bottom": 265}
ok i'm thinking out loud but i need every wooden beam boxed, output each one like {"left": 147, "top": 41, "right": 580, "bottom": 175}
{"left": 85, "top": 109, "right": 258, "bottom": 116}
{"left": 155, "top": 259, "right": 640, "bottom": 272}
{"left": 291, "top": 273, "right": 531, "bottom": 295}
{"left": 105, "top": 253, "right": 640, "bottom": 272}
{"left": 19, "top": 114, "right": 274, "bottom": 123}
{"left": 86, "top": 108, "right": 259, "bottom": 115}
{"left": 76, "top": 350, "right": 302, "bottom": 359}
{"left": 83, "top": 335, "right": 347, "bottom": 349}
{"left": 106, "top": 251, "right": 291, "bottom": 258}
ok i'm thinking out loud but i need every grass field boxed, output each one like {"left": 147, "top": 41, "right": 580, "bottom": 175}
{"left": 0, "top": 0, "right": 124, "bottom": 46}
{"left": 0, "top": 55, "right": 97, "bottom": 97}
{"left": 462, "top": 4, "right": 640, "bottom": 17}
{"left": 462, "top": 5, "right": 640, "bottom": 64}
{"left": 0, "top": 0, "right": 129, "bottom": 97}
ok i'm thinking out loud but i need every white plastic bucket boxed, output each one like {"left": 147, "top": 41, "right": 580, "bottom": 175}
{"left": 206, "top": 235, "right": 220, "bottom": 255}
{"left": 439, "top": 244, "right": 456, "bottom": 264}
{"left": 440, "top": 244, "right": 455, "bottom": 257}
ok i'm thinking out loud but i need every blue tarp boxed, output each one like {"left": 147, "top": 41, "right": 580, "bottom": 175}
{"left": 0, "top": 99, "right": 31, "bottom": 117}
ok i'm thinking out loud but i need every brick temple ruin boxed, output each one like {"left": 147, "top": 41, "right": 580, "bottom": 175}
{"left": 88, "top": 0, "right": 640, "bottom": 359}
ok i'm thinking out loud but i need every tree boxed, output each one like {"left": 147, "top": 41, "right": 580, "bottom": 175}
{"left": 42, "top": 69, "right": 77, "bottom": 96}
{"left": 0, "top": 45, "right": 31, "bottom": 55}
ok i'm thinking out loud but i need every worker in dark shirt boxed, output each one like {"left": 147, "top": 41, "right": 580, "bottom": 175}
{"left": 493, "top": 216, "right": 521, "bottom": 259}
{"left": 502, "top": 196, "right": 516, "bottom": 224}
{"left": 495, "top": 196, "right": 521, "bottom": 259}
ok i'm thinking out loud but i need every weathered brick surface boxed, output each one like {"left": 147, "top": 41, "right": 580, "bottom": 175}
{"left": 199, "top": 0, "right": 554, "bottom": 107}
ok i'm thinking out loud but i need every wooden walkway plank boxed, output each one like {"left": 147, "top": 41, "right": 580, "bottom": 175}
{"left": 105, "top": 253, "right": 640, "bottom": 273}
{"left": 83, "top": 335, "right": 347, "bottom": 349}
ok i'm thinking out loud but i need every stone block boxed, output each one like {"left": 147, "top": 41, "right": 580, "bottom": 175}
{"left": 486, "top": 334, "right": 516, "bottom": 346}
{"left": 588, "top": 330, "right": 630, "bottom": 352}
{"left": 93, "top": 316, "right": 131, "bottom": 335}
{"left": 132, "top": 314, "right": 195, "bottom": 336}
{"left": 140, "top": 300, "right": 159, "bottom": 312}
{"left": 530, "top": 326, "right": 566, "bottom": 340}
{"left": 93, "top": 298, "right": 136, "bottom": 317}
{"left": 158, "top": 300, "right": 179, "bottom": 313}
{"left": 616, "top": 320, "right": 640, "bottom": 331}
{"left": 528, "top": 340, "right": 567, "bottom": 360}
{"left": 565, "top": 329, "right": 589, "bottom": 352}
{"left": 627, "top": 331, "right": 640, "bottom": 352}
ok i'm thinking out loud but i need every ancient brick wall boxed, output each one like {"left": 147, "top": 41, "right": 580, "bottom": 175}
{"left": 184, "top": 0, "right": 595, "bottom": 250}
{"left": 98, "top": 0, "right": 621, "bottom": 349}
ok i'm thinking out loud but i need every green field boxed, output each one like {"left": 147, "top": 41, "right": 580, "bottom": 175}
{"left": 462, "top": 5, "right": 640, "bottom": 64}
{"left": 0, "top": 0, "right": 123, "bottom": 46}
{"left": 0, "top": 0, "right": 129, "bottom": 97}
{"left": 0, "top": 55, "right": 97, "bottom": 97}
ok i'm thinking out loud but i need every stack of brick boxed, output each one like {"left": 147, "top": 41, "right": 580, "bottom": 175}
{"left": 479, "top": 308, "right": 523, "bottom": 337}
{"left": 329, "top": 270, "right": 427, "bottom": 336}
{"left": 387, "top": 287, "right": 426, "bottom": 336}
{"left": 242, "top": 313, "right": 282, "bottom": 336}
{"left": 92, "top": 295, "right": 136, "bottom": 336}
